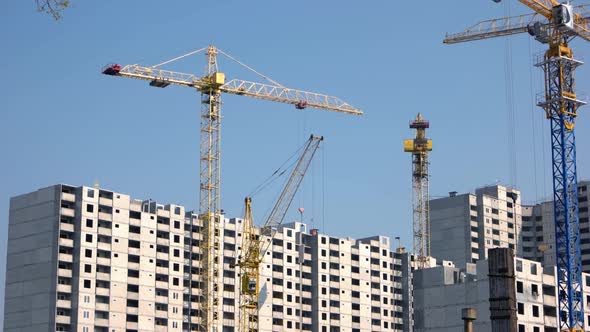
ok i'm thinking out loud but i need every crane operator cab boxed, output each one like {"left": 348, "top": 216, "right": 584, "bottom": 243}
{"left": 492, "top": 0, "right": 575, "bottom": 33}
{"left": 248, "top": 279, "right": 257, "bottom": 293}
{"left": 553, "top": 3, "right": 575, "bottom": 32}
{"left": 242, "top": 275, "right": 257, "bottom": 295}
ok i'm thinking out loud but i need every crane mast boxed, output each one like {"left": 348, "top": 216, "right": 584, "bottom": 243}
{"left": 200, "top": 45, "right": 223, "bottom": 332}
{"left": 237, "top": 135, "right": 323, "bottom": 332}
{"left": 102, "top": 46, "right": 361, "bottom": 332}
{"left": 404, "top": 114, "right": 433, "bottom": 269}
{"left": 540, "top": 26, "right": 585, "bottom": 332}
{"left": 239, "top": 197, "right": 258, "bottom": 332}
{"left": 444, "top": 1, "right": 589, "bottom": 330}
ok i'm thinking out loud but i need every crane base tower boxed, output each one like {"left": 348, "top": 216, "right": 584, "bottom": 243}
{"left": 537, "top": 42, "right": 585, "bottom": 331}
{"left": 404, "top": 113, "right": 432, "bottom": 269}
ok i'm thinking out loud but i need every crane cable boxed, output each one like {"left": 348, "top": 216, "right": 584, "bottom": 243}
{"left": 150, "top": 47, "right": 208, "bottom": 68}
{"left": 322, "top": 143, "right": 327, "bottom": 232}
{"left": 504, "top": 1, "right": 518, "bottom": 188}
{"left": 297, "top": 111, "right": 308, "bottom": 223}
{"left": 147, "top": 46, "right": 286, "bottom": 89}
{"left": 528, "top": 37, "right": 541, "bottom": 202}
{"left": 217, "top": 48, "right": 285, "bottom": 88}
{"left": 247, "top": 139, "right": 309, "bottom": 198}
{"left": 539, "top": 55, "right": 549, "bottom": 200}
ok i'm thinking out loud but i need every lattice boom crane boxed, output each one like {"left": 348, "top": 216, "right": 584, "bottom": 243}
{"left": 237, "top": 135, "right": 323, "bottom": 332}
{"left": 444, "top": 2, "right": 589, "bottom": 331}
{"left": 102, "top": 46, "right": 361, "bottom": 332}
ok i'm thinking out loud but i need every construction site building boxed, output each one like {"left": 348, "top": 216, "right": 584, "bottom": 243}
{"left": 520, "top": 180, "right": 590, "bottom": 271}
{"left": 4, "top": 184, "right": 406, "bottom": 332}
{"left": 430, "top": 185, "right": 524, "bottom": 268}
{"left": 412, "top": 253, "right": 590, "bottom": 332}
{"left": 430, "top": 182, "right": 590, "bottom": 274}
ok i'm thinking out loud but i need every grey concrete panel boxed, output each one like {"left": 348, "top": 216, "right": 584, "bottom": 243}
{"left": 4, "top": 292, "right": 51, "bottom": 313}
{"left": 30, "top": 307, "right": 51, "bottom": 324}
{"left": 7, "top": 232, "right": 55, "bottom": 255}
{"left": 8, "top": 186, "right": 57, "bottom": 210}
{"left": 8, "top": 217, "right": 57, "bottom": 239}
{"left": 22, "top": 277, "right": 53, "bottom": 296}
{"left": 9, "top": 202, "right": 57, "bottom": 224}
{"left": 6, "top": 246, "right": 53, "bottom": 269}
{"left": 3, "top": 310, "right": 28, "bottom": 328}
{"left": 5, "top": 262, "right": 53, "bottom": 282}
{"left": 4, "top": 281, "right": 24, "bottom": 299}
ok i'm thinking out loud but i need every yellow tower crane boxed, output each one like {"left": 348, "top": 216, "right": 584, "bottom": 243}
{"left": 444, "top": 1, "right": 590, "bottom": 330}
{"left": 404, "top": 113, "right": 432, "bottom": 269}
{"left": 237, "top": 135, "right": 323, "bottom": 332}
{"left": 102, "top": 46, "right": 361, "bottom": 332}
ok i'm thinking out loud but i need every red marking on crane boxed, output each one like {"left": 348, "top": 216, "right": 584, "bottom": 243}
{"left": 102, "top": 64, "right": 122, "bottom": 76}
{"left": 295, "top": 101, "right": 307, "bottom": 110}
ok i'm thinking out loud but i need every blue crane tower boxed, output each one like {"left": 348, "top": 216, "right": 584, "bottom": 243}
{"left": 444, "top": 1, "right": 590, "bottom": 330}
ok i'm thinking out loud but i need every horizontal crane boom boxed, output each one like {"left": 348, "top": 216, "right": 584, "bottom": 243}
{"left": 444, "top": 12, "right": 544, "bottom": 44}
{"left": 115, "top": 64, "right": 206, "bottom": 88}
{"left": 444, "top": 5, "right": 590, "bottom": 44}
{"left": 221, "top": 79, "right": 362, "bottom": 115}
{"left": 103, "top": 63, "right": 363, "bottom": 115}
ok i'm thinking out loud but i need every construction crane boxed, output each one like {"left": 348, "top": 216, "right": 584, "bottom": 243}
{"left": 404, "top": 113, "right": 433, "bottom": 269}
{"left": 444, "top": 2, "right": 590, "bottom": 331}
{"left": 237, "top": 135, "right": 323, "bottom": 332}
{"left": 102, "top": 46, "right": 361, "bottom": 332}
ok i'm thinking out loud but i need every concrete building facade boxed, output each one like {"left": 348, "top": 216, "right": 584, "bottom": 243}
{"left": 520, "top": 201, "right": 552, "bottom": 267}
{"left": 4, "top": 184, "right": 405, "bottom": 332}
{"left": 520, "top": 181, "right": 590, "bottom": 272}
{"left": 412, "top": 255, "right": 590, "bottom": 332}
{"left": 430, "top": 185, "right": 524, "bottom": 268}
{"left": 5, "top": 184, "right": 195, "bottom": 332}
{"left": 431, "top": 182, "right": 590, "bottom": 273}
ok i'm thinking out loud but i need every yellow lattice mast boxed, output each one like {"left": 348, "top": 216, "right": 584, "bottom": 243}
{"left": 404, "top": 113, "right": 432, "bottom": 269}
{"left": 238, "top": 197, "right": 259, "bottom": 332}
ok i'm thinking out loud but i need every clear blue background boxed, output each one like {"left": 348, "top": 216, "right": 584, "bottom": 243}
{"left": 1, "top": 0, "right": 590, "bottom": 326}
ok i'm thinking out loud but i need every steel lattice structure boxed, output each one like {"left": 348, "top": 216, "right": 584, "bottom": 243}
{"left": 199, "top": 46, "right": 223, "bottom": 332}
{"left": 444, "top": 1, "right": 589, "bottom": 330}
{"left": 538, "top": 45, "right": 585, "bottom": 330}
{"left": 102, "top": 46, "right": 361, "bottom": 332}
{"left": 404, "top": 114, "right": 432, "bottom": 268}
{"left": 238, "top": 198, "right": 258, "bottom": 332}
{"left": 238, "top": 135, "right": 322, "bottom": 332}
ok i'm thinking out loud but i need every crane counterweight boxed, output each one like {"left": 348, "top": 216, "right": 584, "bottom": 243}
{"left": 101, "top": 64, "right": 121, "bottom": 76}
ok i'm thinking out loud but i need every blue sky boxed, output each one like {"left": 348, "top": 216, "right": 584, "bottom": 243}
{"left": 2, "top": 0, "right": 590, "bottom": 326}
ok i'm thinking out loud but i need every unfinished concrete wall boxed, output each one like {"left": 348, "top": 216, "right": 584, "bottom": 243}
{"left": 4, "top": 185, "right": 60, "bottom": 332}
{"left": 488, "top": 248, "right": 517, "bottom": 332}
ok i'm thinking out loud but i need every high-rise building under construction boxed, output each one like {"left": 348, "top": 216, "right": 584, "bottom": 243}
{"left": 3, "top": 184, "right": 406, "bottom": 332}
{"left": 430, "top": 185, "right": 524, "bottom": 268}
{"left": 430, "top": 182, "right": 590, "bottom": 273}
